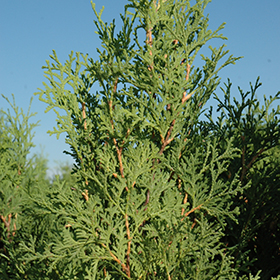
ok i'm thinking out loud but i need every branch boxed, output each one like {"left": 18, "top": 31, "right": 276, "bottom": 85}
{"left": 113, "top": 138, "right": 125, "bottom": 178}
{"left": 181, "top": 64, "right": 191, "bottom": 104}
{"left": 0, "top": 213, "right": 14, "bottom": 241}
{"left": 159, "top": 119, "right": 175, "bottom": 155}
{"left": 144, "top": 189, "right": 150, "bottom": 211}
{"left": 181, "top": 204, "right": 202, "bottom": 221}
{"left": 146, "top": 27, "right": 153, "bottom": 61}
{"left": 146, "top": 8, "right": 154, "bottom": 70}
{"left": 181, "top": 192, "right": 188, "bottom": 216}
{"left": 13, "top": 213, "right": 17, "bottom": 237}
{"left": 109, "top": 77, "right": 126, "bottom": 181}
{"left": 82, "top": 102, "right": 87, "bottom": 130}
{"left": 241, "top": 143, "right": 265, "bottom": 183}
{"left": 101, "top": 243, "right": 128, "bottom": 273}
{"left": 247, "top": 147, "right": 264, "bottom": 170}
{"left": 159, "top": 62, "right": 191, "bottom": 155}
{"left": 0, "top": 214, "right": 10, "bottom": 231}
{"left": 240, "top": 138, "right": 246, "bottom": 183}
{"left": 82, "top": 189, "right": 89, "bottom": 201}
{"left": 125, "top": 214, "right": 131, "bottom": 278}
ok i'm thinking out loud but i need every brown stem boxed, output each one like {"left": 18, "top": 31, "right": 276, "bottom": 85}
{"left": 181, "top": 204, "right": 202, "bottom": 221}
{"left": 185, "top": 63, "right": 191, "bottom": 82}
{"left": 191, "top": 218, "right": 197, "bottom": 229}
{"left": 146, "top": 17, "right": 153, "bottom": 70}
{"left": 146, "top": 27, "right": 153, "bottom": 59}
{"left": 181, "top": 192, "right": 188, "bottom": 216}
{"left": 1, "top": 213, "right": 13, "bottom": 241}
{"left": 101, "top": 243, "right": 128, "bottom": 273}
{"left": 178, "top": 178, "right": 182, "bottom": 190}
{"left": 159, "top": 119, "right": 175, "bottom": 155}
{"left": 110, "top": 127, "right": 130, "bottom": 181}
{"left": 159, "top": 62, "right": 191, "bottom": 155}
{"left": 82, "top": 189, "right": 89, "bottom": 201}
{"left": 247, "top": 147, "right": 264, "bottom": 170}
{"left": 154, "top": 0, "right": 168, "bottom": 11}
{"left": 181, "top": 64, "right": 191, "bottom": 104}
{"left": 144, "top": 189, "right": 150, "bottom": 211}
{"left": 109, "top": 77, "right": 127, "bottom": 183}
{"left": 81, "top": 102, "right": 88, "bottom": 185}
{"left": 112, "top": 129, "right": 131, "bottom": 182}
{"left": 125, "top": 214, "right": 131, "bottom": 278}
{"left": 13, "top": 213, "right": 17, "bottom": 237}
{"left": 114, "top": 139, "right": 125, "bottom": 178}
{"left": 113, "top": 77, "right": 119, "bottom": 92}
{"left": 0, "top": 214, "right": 10, "bottom": 232}
{"left": 82, "top": 102, "right": 87, "bottom": 130}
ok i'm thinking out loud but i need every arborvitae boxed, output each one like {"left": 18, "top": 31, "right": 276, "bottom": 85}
{"left": 2, "top": 0, "right": 279, "bottom": 279}
{"left": 201, "top": 78, "right": 280, "bottom": 278}
{"left": 0, "top": 94, "right": 51, "bottom": 278}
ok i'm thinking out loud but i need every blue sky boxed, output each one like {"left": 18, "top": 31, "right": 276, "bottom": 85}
{"left": 1, "top": 0, "right": 280, "bottom": 174}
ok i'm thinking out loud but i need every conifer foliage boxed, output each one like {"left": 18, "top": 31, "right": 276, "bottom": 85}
{"left": 0, "top": 95, "right": 49, "bottom": 278}
{"left": 1, "top": 0, "right": 280, "bottom": 279}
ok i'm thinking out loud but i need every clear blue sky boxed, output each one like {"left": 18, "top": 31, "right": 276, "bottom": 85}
{"left": 1, "top": 0, "right": 280, "bottom": 174}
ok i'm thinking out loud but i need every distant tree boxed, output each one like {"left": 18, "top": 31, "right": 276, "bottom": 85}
{"left": 50, "top": 162, "right": 77, "bottom": 186}
{"left": 0, "top": 94, "right": 50, "bottom": 278}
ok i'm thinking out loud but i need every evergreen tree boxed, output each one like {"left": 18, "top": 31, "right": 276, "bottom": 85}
{"left": 201, "top": 78, "right": 280, "bottom": 278}
{"left": 1, "top": 0, "right": 279, "bottom": 279}
{"left": 0, "top": 94, "right": 51, "bottom": 278}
